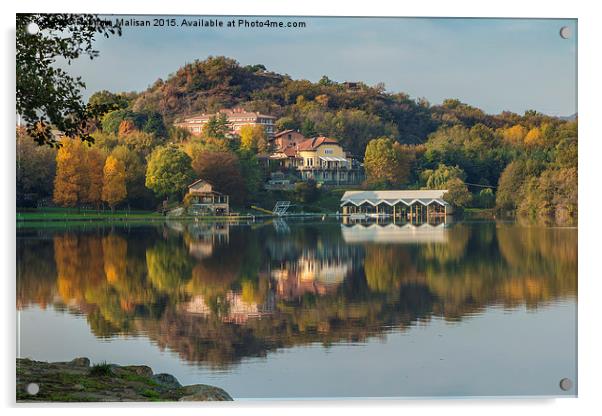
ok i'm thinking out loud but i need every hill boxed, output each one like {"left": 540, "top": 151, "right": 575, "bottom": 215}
{"left": 122, "top": 56, "right": 563, "bottom": 157}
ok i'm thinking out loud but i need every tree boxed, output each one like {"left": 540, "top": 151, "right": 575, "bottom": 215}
{"left": 202, "top": 113, "right": 231, "bottom": 140}
{"left": 53, "top": 138, "right": 87, "bottom": 207}
{"left": 17, "top": 14, "right": 121, "bottom": 146}
{"left": 16, "top": 129, "right": 57, "bottom": 206}
{"left": 190, "top": 150, "right": 246, "bottom": 204}
{"left": 422, "top": 164, "right": 466, "bottom": 189}
{"left": 502, "top": 125, "right": 527, "bottom": 145}
{"left": 145, "top": 146, "right": 195, "bottom": 200}
{"left": 524, "top": 127, "right": 543, "bottom": 146}
{"left": 475, "top": 188, "right": 496, "bottom": 208}
{"left": 294, "top": 179, "right": 320, "bottom": 203}
{"left": 102, "top": 156, "right": 127, "bottom": 211}
{"left": 443, "top": 178, "right": 472, "bottom": 208}
{"left": 239, "top": 124, "right": 268, "bottom": 153}
{"left": 88, "top": 90, "right": 129, "bottom": 111}
{"left": 237, "top": 149, "right": 263, "bottom": 201}
{"left": 120, "top": 130, "right": 165, "bottom": 157}
{"left": 84, "top": 148, "right": 105, "bottom": 207}
{"left": 110, "top": 145, "right": 150, "bottom": 206}
{"left": 363, "top": 137, "right": 414, "bottom": 188}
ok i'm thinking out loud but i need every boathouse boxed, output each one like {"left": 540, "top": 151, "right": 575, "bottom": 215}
{"left": 186, "top": 179, "right": 229, "bottom": 216}
{"left": 340, "top": 190, "right": 452, "bottom": 219}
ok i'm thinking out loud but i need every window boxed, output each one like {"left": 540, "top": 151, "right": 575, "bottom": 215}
{"left": 324, "top": 149, "right": 333, "bottom": 155}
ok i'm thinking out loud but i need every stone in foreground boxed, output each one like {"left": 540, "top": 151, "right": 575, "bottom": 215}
{"left": 16, "top": 358, "right": 232, "bottom": 402}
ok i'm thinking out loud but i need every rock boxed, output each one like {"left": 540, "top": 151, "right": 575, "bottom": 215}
{"left": 152, "top": 373, "right": 181, "bottom": 388}
{"left": 68, "top": 357, "right": 90, "bottom": 367}
{"left": 16, "top": 358, "right": 233, "bottom": 402}
{"left": 120, "top": 365, "right": 153, "bottom": 378}
{"left": 178, "top": 384, "right": 233, "bottom": 401}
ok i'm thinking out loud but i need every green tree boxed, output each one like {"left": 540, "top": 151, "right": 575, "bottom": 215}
{"left": 16, "top": 129, "right": 57, "bottom": 206}
{"left": 145, "top": 146, "right": 195, "bottom": 200}
{"left": 443, "top": 178, "right": 472, "bottom": 208}
{"left": 16, "top": 14, "right": 121, "bottom": 146}
{"left": 202, "top": 113, "right": 231, "bottom": 140}
{"left": 422, "top": 164, "right": 466, "bottom": 189}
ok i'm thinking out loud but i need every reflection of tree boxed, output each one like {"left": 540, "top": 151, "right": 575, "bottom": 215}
{"left": 146, "top": 240, "right": 193, "bottom": 295}
{"left": 17, "top": 236, "right": 57, "bottom": 309}
{"left": 17, "top": 222, "right": 577, "bottom": 369}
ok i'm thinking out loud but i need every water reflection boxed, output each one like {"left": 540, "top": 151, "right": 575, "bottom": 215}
{"left": 17, "top": 220, "right": 577, "bottom": 368}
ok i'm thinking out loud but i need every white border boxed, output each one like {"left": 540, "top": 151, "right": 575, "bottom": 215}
{"left": 3, "top": 1, "right": 600, "bottom": 415}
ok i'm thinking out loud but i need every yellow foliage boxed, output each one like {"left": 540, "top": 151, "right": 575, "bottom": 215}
{"left": 524, "top": 127, "right": 543, "bottom": 146}
{"left": 102, "top": 155, "right": 127, "bottom": 209}
{"left": 502, "top": 125, "right": 527, "bottom": 144}
{"left": 239, "top": 124, "right": 268, "bottom": 153}
{"left": 53, "top": 138, "right": 87, "bottom": 207}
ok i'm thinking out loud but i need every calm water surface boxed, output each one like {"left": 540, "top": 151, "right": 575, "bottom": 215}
{"left": 17, "top": 220, "right": 577, "bottom": 398}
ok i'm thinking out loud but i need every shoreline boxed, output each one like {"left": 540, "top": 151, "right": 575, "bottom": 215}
{"left": 16, "top": 357, "right": 233, "bottom": 402}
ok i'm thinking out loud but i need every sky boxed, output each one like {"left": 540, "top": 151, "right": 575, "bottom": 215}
{"left": 64, "top": 16, "right": 577, "bottom": 117}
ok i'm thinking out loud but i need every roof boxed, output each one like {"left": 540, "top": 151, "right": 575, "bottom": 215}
{"left": 274, "top": 129, "right": 302, "bottom": 138}
{"left": 188, "top": 179, "right": 223, "bottom": 194}
{"left": 180, "top": 108, "right": 275, "bottom": 123}
{"left": 340, "top": 189, "right": 449, "bottom": 207}
{"left": 296, "top": 136, "right": 339, "bottom": 151}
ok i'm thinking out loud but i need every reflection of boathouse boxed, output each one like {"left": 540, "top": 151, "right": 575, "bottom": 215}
{"left": 186, "top": 222, "right": 230, "bottom": 260}
{"left": 341, "top": 222, "right": 449, "bottom": 244}
{"left": 340, "top": 190, "right": 451, "bottom": 220}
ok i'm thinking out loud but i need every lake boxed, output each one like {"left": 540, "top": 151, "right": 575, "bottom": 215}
{"left": 16, "top": 219, "right": 577, "bottom": 399}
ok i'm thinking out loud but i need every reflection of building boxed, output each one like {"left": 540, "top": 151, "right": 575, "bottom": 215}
{"left": 186, "top": 222, "right": 230, "bottom": 260}
{"left": 176, "top": 108, "right": 276, "bottom": 138}
{"left": 184, "top": 291, "right": 274, "bottom": 324}
{"left": 340, "top": 190, "right": 452, "bottom": 219}
{"left": 341, "top": 223, "right": 449, "bottom": 244}
{"left": 187, "top": 179, "right": 229, "bottom": 216}
{"left": 271, "top": 255, "right": 351, "bottom": 299}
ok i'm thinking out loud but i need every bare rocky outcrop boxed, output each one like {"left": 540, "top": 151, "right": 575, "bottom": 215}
{"left": 16, "top": 357, "right": 232, "bottom": 402}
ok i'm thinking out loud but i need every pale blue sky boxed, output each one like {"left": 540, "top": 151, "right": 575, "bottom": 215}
{"left": 66, "top": 16, "right": 577, "bottom": 116}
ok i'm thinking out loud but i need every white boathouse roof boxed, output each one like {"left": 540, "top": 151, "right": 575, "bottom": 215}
{"left": 340, "top": 189, "right": 449, "bottom": 207}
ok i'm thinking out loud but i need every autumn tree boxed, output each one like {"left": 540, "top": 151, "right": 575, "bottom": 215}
{"left": 110, "top": 145, "right": 150, "bottom": 206}
{"left": 84, "top": 148, "right": 106, "bottom": 207}
{"left": 53, "top": 138, "right": 87, "bottom": 207}
{"left": 363, "top": 137, "right": 414, "bottom": 188}
{"left": 502, "top": 125, "right": 527, "bottom": 145}
{"left": 524, "top": 127, "right": 543, "bottom": 146}
{"left": 145, "top": 146, "right": 195, "bottom": 200}
{"left": 102, "top": 155, "right": 127, "bottom": 211}
{"left": 239, "top": 124, "right": 268, "bottom": 153}
{"left": 190, "top": 150, "right": 246, "bottom": 204}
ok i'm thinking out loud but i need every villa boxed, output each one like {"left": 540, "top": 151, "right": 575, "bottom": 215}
{"left": 175, "top": 107, "right": 276, "bottom": 138}
{"left": 266, "top": 133, "right": 364, "bottom": 185}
